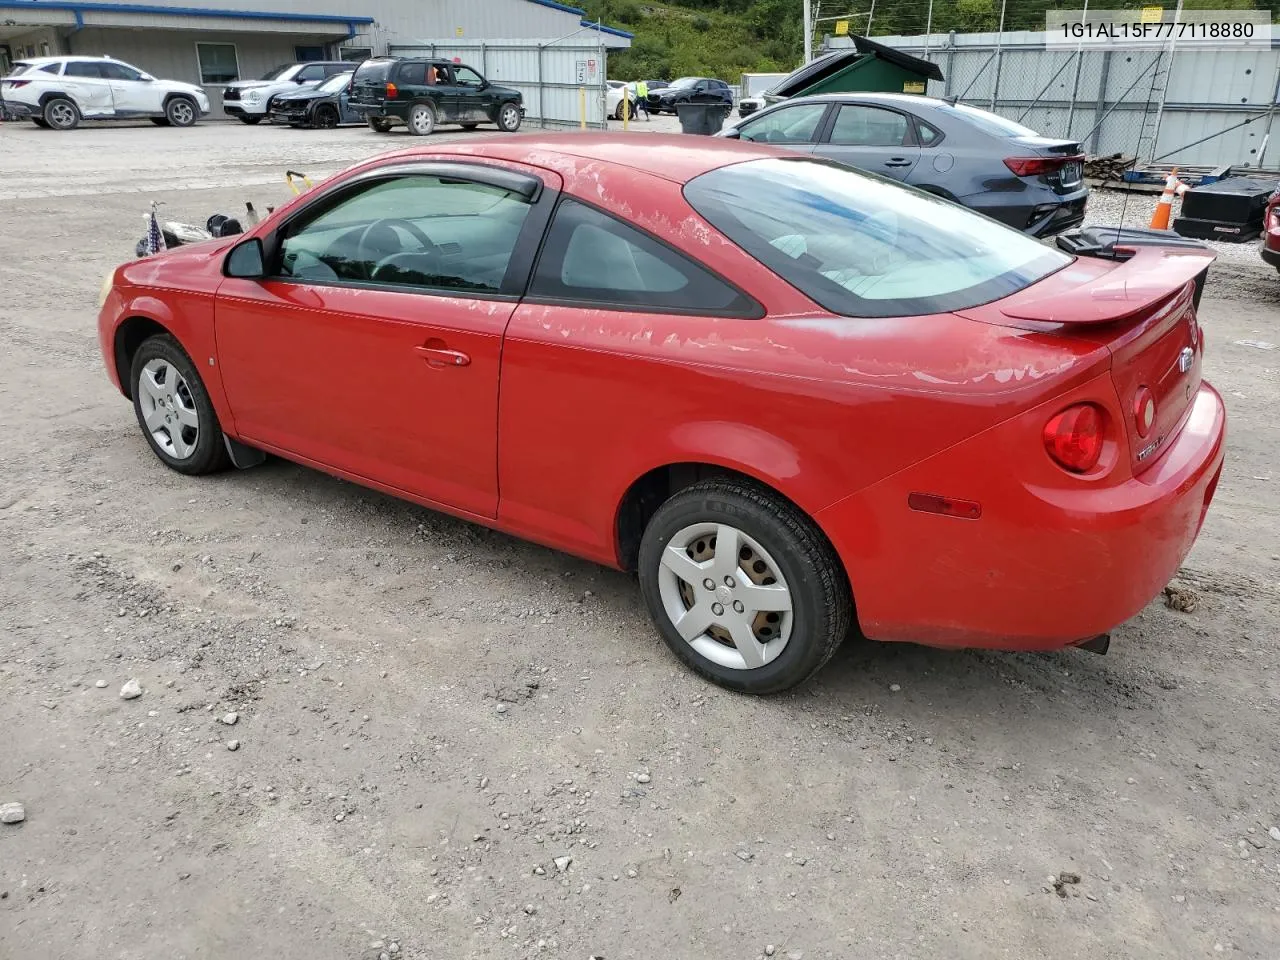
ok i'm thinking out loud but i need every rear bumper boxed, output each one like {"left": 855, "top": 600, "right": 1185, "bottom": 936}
{"left": 1260, "top": 226, "right": 1280, "bottom": 267}
{"left": 818, "top": 378, "right": 1226, "bottom": 651}
{"left": 0, "top": 99, "right": 35, "bottom": 118}
{"left": 965, "top": 187, "right": 1089, "bottom": 237}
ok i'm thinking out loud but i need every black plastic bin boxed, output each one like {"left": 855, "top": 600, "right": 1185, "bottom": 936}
{"left": 676, "top": 101, "right": 732, "bottom": 135}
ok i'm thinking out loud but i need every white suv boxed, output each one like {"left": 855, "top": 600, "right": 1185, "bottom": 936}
{"left": 220, "top": 61, "right": 352, "bottom": 124}
{"left": 1, "top": 55, "right": 209, "bottom": 130}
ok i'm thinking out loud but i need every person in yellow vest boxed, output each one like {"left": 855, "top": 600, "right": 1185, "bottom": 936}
{"left": 635, "top": 79, "right": 649, "bottom": 121}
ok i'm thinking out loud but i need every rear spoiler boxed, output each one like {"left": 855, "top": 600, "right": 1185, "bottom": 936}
{"left": 1002, "top": 242, "right": 1215, "bottom": 326}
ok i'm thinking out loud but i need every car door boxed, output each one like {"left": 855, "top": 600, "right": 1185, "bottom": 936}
{"left": 100, "top": 60, "right": 160, "bottom": 115}
{"left": 814, "top": 102, "right": 920, "bottom": 181}
{"left": 451, "top": 65, "right": 488, "bottom": 123}
{"left": 214, "top": 162, "right": 561, "bottom": 518}
{"left": 61, "top": 61, "right": 115, "bottom": 116}
{"left": 427, "top": 63, "right": 463, "bottom": 122}
{"left": 733, "top": 101, "right": 831, "bottom": 154}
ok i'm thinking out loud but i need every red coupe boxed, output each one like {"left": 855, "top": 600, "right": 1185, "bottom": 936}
{"left": 97, "top": 135, "right": 1226, "bottom": 694}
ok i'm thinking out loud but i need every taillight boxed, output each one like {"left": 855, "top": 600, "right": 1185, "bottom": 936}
{"left": 1044, "top": 403, "right": 1105, "bottom": 473}
{"left": 385, "top": 81, "right": 398, "bottom": 98}
{"left": 5, "top": 79, "right": 31, "bottom": 88}
{"left": 1003, "top": 154, "right": 1082, "bottom": 177}
{"left": 1132, "top": 386, "right": 1156, "bottom": 439}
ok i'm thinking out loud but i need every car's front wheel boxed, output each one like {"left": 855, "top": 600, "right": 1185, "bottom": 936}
{"left": 129, "top": 335, "right": 230, "bottom": 476}
{"left": 43, "top": 97, "right": 80, "bottom": 131}
{"left": 165, "top": 96, "right": 198, "bottom": 127}
{"left": 496, "top": 101, "right": 522, "bottom": 132}
{"left": 313, "top": 104, "right": 339, "bottom": 128}
{"left": 407, "top": 102, "right": 436, "bottom": 136}
{"left": 637, "top": 478, "right": 852, "bottom": 694}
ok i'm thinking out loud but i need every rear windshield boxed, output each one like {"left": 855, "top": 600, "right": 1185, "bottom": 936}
{"left": 353, "top": 59, "right": 395, "bottom": 83}
{"left": 938, "top": 101, "right": 1039, "bottom": 139}
{"left": 683, "top": 158, "right": 1071, "bottom": 319}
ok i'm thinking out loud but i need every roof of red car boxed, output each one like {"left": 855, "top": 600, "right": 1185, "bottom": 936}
{"left": 379, "top": 133, "right": 784, "bottom": 184}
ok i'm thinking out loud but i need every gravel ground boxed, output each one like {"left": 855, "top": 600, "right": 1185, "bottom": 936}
{"left": 1, "top": 120, "right": 1278, "bottom": 960}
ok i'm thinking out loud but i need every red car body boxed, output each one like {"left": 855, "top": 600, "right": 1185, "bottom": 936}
{"left": 1261, "top": 189, "right": 1280, "bottom": 271}
{"left": 97, "top": 134, "right": 1225, "bottom": 655}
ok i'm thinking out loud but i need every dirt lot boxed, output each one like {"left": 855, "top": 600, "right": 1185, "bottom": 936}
{"left": 1, "top": 119, "right": 1278, "bottom": 960}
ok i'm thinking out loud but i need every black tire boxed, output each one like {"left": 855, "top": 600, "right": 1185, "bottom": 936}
{"left": 637, "top": 478, "right": 852, "bottom": 694}
{"left": 165, "top": 96, "right": 198, "bottom": 127}
{"left": 407, "top": 101, "right": 436, "bottom": 136}
{"left": 31, "top": 117, "right": 50, "bottom": 128}
{"left": 43, "top": 97, "right": 80, "bottom": 131}
{"left": 495, "top": 101, "right": 522, "bottom": 133}
{"left": 150, "top": 117, "right": 171, "bottom": 126}
{"left": 367, "top": 117, "right": 393, "bottom": 133}
{"left": 129, "top": 334, "right": 230, "bottom": 476}
{"left": 313, "top": 104, "right": 339, "bottom": 129}
{"left": 238, "top": 115, "right": 262, "bottom": 125}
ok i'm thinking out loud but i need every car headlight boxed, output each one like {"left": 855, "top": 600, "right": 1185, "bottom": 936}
{"left": 246, "top": 90, "right": 262, "bottom": 102}
{"left": 98, "top": 270, "right": 116, "bottom": 308}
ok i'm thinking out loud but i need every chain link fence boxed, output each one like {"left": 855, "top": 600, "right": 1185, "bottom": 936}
{"left": 876, "top": 29, "right": 1280, "bottom": 168}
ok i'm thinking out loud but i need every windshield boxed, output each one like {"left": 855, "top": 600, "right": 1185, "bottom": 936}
{"left": 319, "top": 72, "right": 353, "bottom": 92}
{"left": 670, "top": 77, "right": 699, "bottom": 89}
{"left": 939, "top": 101, "right": 1040, "bottom": 138}
{"left": 258, "top": 64, "right": 295, "bottom": 81}
{"left": 684, "top": 158, "right": 1071, "bottom": 319}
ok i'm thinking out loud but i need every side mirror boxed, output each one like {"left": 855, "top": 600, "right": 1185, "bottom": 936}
{"left": 721, "top": 128, "right": 741, "bottom": 139}
{"left": 479, "top": 79, "right": 489, "bottom": 90}
{"left": 225, "top": 238, "right": 265, "bottom": 279}
{"left": 140, "top": 74, "right": 155, "bottom": 82}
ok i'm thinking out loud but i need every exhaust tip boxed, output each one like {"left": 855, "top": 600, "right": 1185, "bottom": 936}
{"left": 1077, "top": 634, "right": 1110, "bottom": 655}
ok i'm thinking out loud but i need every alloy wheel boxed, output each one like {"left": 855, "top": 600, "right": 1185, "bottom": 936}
{"left": 48, "top": 101, "right": 77, "bottom": 129}
{"left": 656, "top": 522, "right": 794, "bottom": 671}
{"left": 500, "top": 104, "right": 520, "bottom": 130}
{"left": 169, "top": 99, "right": 194, "bottom": 126}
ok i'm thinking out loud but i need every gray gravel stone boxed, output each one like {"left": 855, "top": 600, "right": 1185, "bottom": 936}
{"left": 120, "top": 679, "right": 143, "bottom": 700}
{"left": 553, "top": 855, "right": 572, "bottom": 872}
{"left": 1, "top": 802, "right": 25, "bottom": 824}
{"left": 1270, "top": 826, "right": 1280, "bottom": 842}
{"left": 221, "top": 712, "right": 239, "bottom": 725}
{"left": 226, "top": 740, "right": 241, "bottom": 752}
{"left": 635, "top": 773, "right": 651, "bottom": 784}
{"left": 94, "top": 680, "right": 108, "bottom": 688}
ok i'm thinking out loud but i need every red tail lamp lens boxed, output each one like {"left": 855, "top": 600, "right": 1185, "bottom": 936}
{"left": 1044, "top": 403, "right": 1105, "bottom": 473}
{"left": 1133, "top": 386, "right": 1156, "bottom": 438}
{"left": 385, "top": 82, "right": 398, "bottom": 98}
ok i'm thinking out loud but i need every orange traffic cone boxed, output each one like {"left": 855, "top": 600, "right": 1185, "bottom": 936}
{"left": 1150, "top": 169, "right": 1190, "bottom": 230}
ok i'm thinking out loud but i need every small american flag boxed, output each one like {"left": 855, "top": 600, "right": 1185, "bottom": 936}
{"left": 143, "top": 202, "right": 167, "bottom": 256}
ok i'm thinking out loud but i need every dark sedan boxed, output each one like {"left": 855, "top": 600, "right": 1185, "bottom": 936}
{"left": 648, "top": 77, "right": 732, "bottom": 114}
{"left": 268, "top": 71, "right": 361, "bottom": 128}
{"left": 719, "top": 93, "right": 1087, "bottom": 237}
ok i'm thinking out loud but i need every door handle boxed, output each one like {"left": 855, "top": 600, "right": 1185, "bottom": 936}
{"left": 884, "top": 158, "right": 913, "bottom": 167}
{"left": 414, "top": 343, "right": 470, "bottom": 367}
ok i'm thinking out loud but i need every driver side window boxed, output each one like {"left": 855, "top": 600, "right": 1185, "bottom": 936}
{"left": 276, "top": 175, "right": 534, "bottom": 295}
{"left": 739, "top": 103, "right": 829, "bottom": 144}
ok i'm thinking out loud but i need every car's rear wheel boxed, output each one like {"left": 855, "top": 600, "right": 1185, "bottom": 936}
{"left": 43, "top": 97, "right": 80, "bottom": 131}
{"left": 238, "top": 115, "right": 262, "bottom": 125}
{"left": 165, "top": 96, "right": 197, "bottom": 128}
{"left": 129, "top": 335, "right": 230, "bottom": 476}
{"left": 407, "top": 102, "right": 436, "bottom": 136}
{"left": 313, "top": 104, "right": 339, "bottom": 128}
{"left": 496, "top": 101, "right": 522, "bottom": 132}
{"left": 637, "top": 479, "right": 852, "bottom": 694}
{"left": 367, "top": 117, "right": 393, "bottom": 133}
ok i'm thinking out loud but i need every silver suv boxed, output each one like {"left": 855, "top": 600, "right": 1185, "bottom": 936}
{"left": 220, "top": 61, "right": 352, "bottom": 124}
{"left": 0, "top": 55, "right": 209, "bottom": 130}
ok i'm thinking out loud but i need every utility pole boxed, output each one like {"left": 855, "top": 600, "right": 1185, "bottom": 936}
{"left": 803, "top": 0, "right": 813, "bottom": 63}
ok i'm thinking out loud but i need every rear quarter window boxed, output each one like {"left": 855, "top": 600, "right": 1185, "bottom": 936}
{"left": 683, "top": 157, "right": 1071, "bottom": 319}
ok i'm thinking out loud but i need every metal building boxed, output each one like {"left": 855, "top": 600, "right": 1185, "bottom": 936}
{"left": 0, "top": 0, "right": 630, "bottom": 122}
